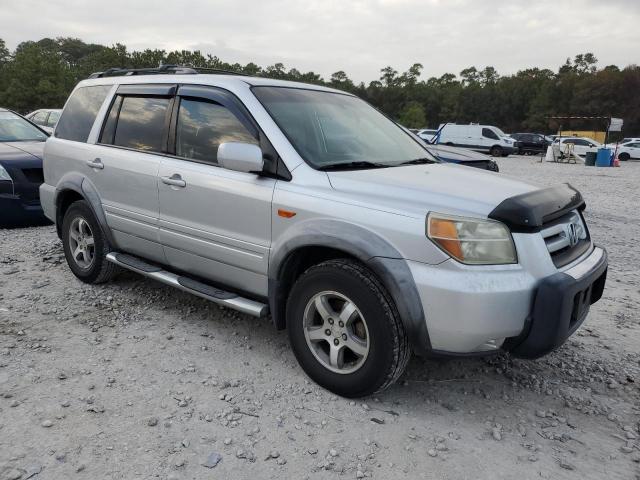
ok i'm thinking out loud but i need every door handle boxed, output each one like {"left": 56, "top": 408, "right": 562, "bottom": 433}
{"left": 161, "top": 174, "right": 186, "bottom": 188}
{"left": 86, "top": 158, "right": 104, "bottom": 169}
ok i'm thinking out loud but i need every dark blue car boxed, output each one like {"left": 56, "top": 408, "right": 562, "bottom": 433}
{"left": 0, "top": 108, "right": 51, "bottom": 227}
{"left": 424, "top": 143, "right": 499, "bottom": 172}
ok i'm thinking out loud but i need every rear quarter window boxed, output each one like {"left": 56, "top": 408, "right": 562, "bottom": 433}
{"left": 55, "top": 85, "right": 111, "bottom": 142}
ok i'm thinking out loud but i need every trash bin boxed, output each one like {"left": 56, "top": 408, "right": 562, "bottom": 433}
{"left": 595, "top": 148, "right": 611, "bottom": 167}
{"left": 585, "top": 151, "right": 597, "bottom": 166}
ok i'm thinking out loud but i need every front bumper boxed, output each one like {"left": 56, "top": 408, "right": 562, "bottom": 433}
{"left": 0, "top": 193, "right": 49, "bottom": 227}
{"left": 407, "top": 245, "right": 607, "bottom": 357}
{"left": 505, "top": 246, "right": 607, "bottom": 358}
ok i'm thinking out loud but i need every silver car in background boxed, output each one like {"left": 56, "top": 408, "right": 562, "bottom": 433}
{"left": 39, "top": 67, "right": 608, "bottom": 397}
{"left": 25, "top": 108, "right": 62, "bottom": 134}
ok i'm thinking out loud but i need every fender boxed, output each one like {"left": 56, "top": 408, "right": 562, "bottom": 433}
{"left": 269, "top": 219, "right": 431, "bottom": 354}
{"left": 54, "top": 172, "right": 116, "bottom": 247}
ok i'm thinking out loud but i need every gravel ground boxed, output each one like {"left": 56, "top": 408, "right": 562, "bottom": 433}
{"left": 1, "top": 156, "right": 639, "bottom": 480}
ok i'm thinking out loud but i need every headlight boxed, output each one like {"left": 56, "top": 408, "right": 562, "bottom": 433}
{"left": 0, "top": 164, "right": 12, "bottom": 181}
{"left": 427, "top": 213, "right": 517, "bottom": 265}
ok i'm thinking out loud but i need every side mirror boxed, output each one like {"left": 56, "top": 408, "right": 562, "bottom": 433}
{"left": 217, "top": 142, "right": 264, "bottom": 174}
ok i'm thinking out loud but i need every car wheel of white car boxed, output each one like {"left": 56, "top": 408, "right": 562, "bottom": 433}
{"left": 490, "top": 146, "right": 503, "bottom": 157}
{"left": 286, "top": 259, "right": 410, "bottom": 398}
{"left": 619, "top": 152, "right": 630, "bottom": 161}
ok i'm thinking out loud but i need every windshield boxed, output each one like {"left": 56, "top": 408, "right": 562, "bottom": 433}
{"left": 253, "top": 87, "right": 436, "bottom": 169}
{"left": 0, "top": 111, "right": 48, "bottom": 142}
{"left": 493, "top": 127, "right": 508, "bottom": 137}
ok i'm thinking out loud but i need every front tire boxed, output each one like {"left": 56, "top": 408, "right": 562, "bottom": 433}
{"left": 62, "top": 200, "right": 119, "bottom": 284}
{"left": 286, "top": 259, "right": 410, "bottom": 398}
{"left": 619, "top": 152, "right": 630, "bottom": 161}
{"left": 490, "top": 146, "right": 503, "bottom": 157}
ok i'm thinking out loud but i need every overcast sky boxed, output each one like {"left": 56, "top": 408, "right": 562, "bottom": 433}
{"left": 1, "top": 0, "right": 639, "bottom": 82}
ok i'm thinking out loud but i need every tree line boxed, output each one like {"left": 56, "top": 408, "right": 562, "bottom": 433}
{"left": 1, "top": 37, "right": 638, "bottom": 135}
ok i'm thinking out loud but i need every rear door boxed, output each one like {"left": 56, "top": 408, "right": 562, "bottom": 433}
{"left": 157, "top": 85, "right": 276, "bottom": 296}
{"left": 90, "top": 84, "right": 175, "bottom": 262}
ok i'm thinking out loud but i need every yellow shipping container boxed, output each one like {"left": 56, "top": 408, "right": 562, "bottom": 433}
{"left": 557, "top": 130, "right": 607, "bottom": 143}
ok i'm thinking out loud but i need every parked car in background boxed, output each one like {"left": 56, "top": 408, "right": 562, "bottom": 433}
{"left": 509, "top": 133, "right": 551, "bottom": 155}
{"left": 423, "top": 143, "right": 499, "bottom": 172}
{"left": 615, "top": 140, "right": 640, "bottom": 161}
{"left": 26, "top": 109, "right": 62, "bottom": 134}
{"left": 0, "top": 108, "right": 50, "bottom": 227}
{"left": 416, "top": 128, "right": 438, "bottom": 142}
{"left": 40, "top": 67, "right": 607, "bottom": 397}
{"left": 403, "top": 127, "right": 500, "bottom": 172}
{"left": 616, "top": 137, "right": 640, "bottom": 145}
{"left": 436, "top": 123, "right": 519, "bottom": 157}
{"left": 553, "top": 137, "right": 601, "bottom": 157}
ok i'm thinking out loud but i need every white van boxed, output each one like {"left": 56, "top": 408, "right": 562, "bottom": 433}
{"left": 436, "top": 123, "right": 518, "bottom": 157}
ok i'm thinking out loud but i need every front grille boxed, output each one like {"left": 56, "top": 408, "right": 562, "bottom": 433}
{"left": 21, "top": 168, "right": 44, "bottom": 184}
{"left": 540, "top": 210, "right": 591, "bottom": 268}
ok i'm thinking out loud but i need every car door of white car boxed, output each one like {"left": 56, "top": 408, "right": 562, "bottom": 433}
{"left": 90, "top": 84, "right": 176, "bottom": 263}
{"left": 157, "top": 85, "right": 276, "bottom": 297}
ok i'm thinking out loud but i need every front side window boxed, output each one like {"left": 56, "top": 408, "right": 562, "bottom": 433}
{"left": 252, "top": 87, "right": 434, "bottom": 169}
{"left": 56, "top": 85, "right": 111, "bottom": 142}
{"left": 175, "top": 98, "right": 258, "bottom": 164}
{"left": 482, "top": 128, "right": 499, "bottom": 140}
{"left": 0, "top": 111, "right": 48, "bottom": 142}
{"left": 111, "top": 96, "right": 170, "bottom": 152}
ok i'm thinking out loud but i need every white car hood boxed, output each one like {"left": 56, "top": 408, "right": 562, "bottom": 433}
{"left": 327, "top": 163, "right": 539, "bottom": 218}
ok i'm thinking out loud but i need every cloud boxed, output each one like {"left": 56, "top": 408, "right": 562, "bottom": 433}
{"left": 1, "top": 0, "right": 638, "bottom": 82}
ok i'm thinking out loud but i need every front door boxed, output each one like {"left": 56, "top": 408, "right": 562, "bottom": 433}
{"left": 158, "top": 86, "right": 275, "bottom": 296}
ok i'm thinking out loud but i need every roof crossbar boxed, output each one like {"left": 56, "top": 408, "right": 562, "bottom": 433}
{"left": 88, "top": 64, "right": 247, "bottom": 79}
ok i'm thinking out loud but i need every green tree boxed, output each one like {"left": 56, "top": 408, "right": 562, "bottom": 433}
{"left": 398, "top": 101, "right": 426, "bottom": 128}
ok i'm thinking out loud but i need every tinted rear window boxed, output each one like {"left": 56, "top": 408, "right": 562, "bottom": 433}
{"left": 56, "top": 85, "right": 111, "bottom": 142}
{"left": 113, "top": 96, "right": 169, "bottom": 152}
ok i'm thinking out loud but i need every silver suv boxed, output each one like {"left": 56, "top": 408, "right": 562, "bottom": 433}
{"left": 40, "top": 66, "right": 608, "bottom": 397}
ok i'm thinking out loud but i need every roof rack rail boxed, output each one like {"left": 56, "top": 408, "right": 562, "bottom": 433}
{"left": 88, "top": 64, "right": 248, "bottom": 79}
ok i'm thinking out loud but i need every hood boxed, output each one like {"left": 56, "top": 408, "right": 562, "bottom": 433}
{"left": 0, "top": 141, "right": 45, "bottom": 164}
{"left": 327, "top": 163, "right": 539, "bottom": 218}
{"left": 426, "top": 144, "right": 491, "bottom": 162}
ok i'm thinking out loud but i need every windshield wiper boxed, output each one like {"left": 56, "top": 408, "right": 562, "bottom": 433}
{"left": 398, "top": 157, "right": 436, "bottom": 166}
{"left": 317, "top": 161, "right": 390, "bottom": 171}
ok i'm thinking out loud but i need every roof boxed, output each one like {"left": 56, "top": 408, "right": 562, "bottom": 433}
{"left": 77, "top": 72, "right": 345, "bottom": 95}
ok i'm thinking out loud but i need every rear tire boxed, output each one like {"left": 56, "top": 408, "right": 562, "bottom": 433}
{"left": 490, "top": 146, "right": 503, "bottom": 157}
{"left": 62, "top": 200, "right": 119, "bottom": 284}
{"left": 286, "top": 259, "right": 410, "bottom": 398}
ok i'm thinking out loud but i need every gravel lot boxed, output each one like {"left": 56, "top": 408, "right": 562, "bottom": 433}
{"left": 1, "top": 156, "right": 639, "bottom": 480}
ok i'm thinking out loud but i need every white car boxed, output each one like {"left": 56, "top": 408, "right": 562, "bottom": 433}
{"left": 25, "top": 109, "right": 62, "bottom": 134}
{"left": 615, "top": 141, "right": 640, "bottom": 161}
{"left": 416, "top": 129, "right": 438, "bottom": 143}
{"left": 552, "top": 137, "right": 601, "bottom": 157}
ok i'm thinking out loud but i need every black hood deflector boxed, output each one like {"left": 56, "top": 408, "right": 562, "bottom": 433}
{"left": 488, "top": 183, "right": 585, "bottom": 232}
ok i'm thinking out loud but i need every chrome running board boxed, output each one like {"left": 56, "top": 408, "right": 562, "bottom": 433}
{"left": 106, "top": 252, "right": 268, "bottom": 317}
